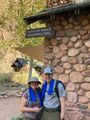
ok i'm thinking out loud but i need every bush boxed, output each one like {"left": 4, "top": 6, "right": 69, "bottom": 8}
{"left": 11, "top": 116, "right": 23, "bottom": 120}
{"left": 0, "top": 73, "right": 13, "bottom": 83}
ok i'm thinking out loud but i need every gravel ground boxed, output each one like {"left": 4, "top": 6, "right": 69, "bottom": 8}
{"left": 0, "top": 97, "right": 21, "bottom": 120}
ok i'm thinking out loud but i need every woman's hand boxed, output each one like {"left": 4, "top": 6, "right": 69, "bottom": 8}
{"left": 33, "top": 107, "right": 41, "bottom": 112}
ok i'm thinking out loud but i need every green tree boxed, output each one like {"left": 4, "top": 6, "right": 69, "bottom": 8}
{"left": 0, "top": 0, "right": 46, "bottom": 49}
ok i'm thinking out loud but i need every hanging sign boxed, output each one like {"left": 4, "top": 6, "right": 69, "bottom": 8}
{"left": 26, "top": 27, "right": 54, "bottom": 38}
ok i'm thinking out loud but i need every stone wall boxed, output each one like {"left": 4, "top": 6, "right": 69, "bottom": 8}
{"left": 47, "top": 0, "right": 90, "bottom": 7}
{"left": 47, "top": 0, "right": 71, "bottom": 7}
{"left": 44, "top": 9, "right": 90, "bottom": 120}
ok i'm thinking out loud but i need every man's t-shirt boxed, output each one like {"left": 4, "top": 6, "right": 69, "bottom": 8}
{"left": 43, "top": 80, "right": 66, "bottom": 108}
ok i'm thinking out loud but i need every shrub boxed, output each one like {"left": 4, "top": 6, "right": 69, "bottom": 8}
{"left": 11, "top": 116, "right": 23, "bottom": 120}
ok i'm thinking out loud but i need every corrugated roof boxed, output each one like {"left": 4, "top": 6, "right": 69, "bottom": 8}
{"left": 24, "top": 2, "right": 90, "bottom": 24}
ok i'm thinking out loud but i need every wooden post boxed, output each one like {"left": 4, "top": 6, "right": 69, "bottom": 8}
{"left": 28, "top": 58, "right": 33, "bottom": 80}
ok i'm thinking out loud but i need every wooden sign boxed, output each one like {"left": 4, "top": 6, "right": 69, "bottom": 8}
{"left": 26, "top": 27, "right": 54, "bottom": 38}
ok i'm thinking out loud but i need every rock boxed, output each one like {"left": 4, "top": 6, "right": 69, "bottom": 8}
{"left": 87, "top": 65, "right": 90, "bottom": 69}
{"left": 74, "top": 25, "right": 82, "bottom": 30}
{"left": 66, "top": 83, "right": 75, "bottom": 91}
{"left": 68, "top": 48, "right": 80, "bottom": 56}
{"left": 52, "top": 59, "right": 60, "bottom": 67}
{"left": 53, "top": 46, "right": 59, "bottom": 53}
{"left": 67, "top": 92, "right": 77, "bottom": 103}
{"left": 55, "top": 51, "right": 66, "bottom": 58}
{"left": 0, "top": 96, "right": 3, "bottom": 99}
{"left": 70, "top": 36, "right": 78, "bottom": 42}
{"left": 68, "top": 41, "right": 74, "bottom": 48}
{"left": 82, "top": 34, "right": 89, "bottom": 40}
{"left": 68, "top": 57, "right": 77, "bottom": 64}
{"left": 85, "top": 92, "right": 90, "bottom": 99}
{"left": 73, "top": 64, "right": 86, "bottom": 72}
{"left": 85, "top": 40, "right": 90, "bottom": 47}
{"left": 75, "top": 84, "right": 80, "bottom": 90}
{"left": 60, "top": 44, "right": 68, "bottom": 50}
{"left": 68, "top": 17, "right": 74, "bottom": 23}
{"left": 84, "top": 77, "right": 90, "bottom": 82}
{"left": 63, "top": 63, "right": 71, "bottom": 69}
{"left": 66, "top": 29, "right": 78, "bottom": 36}
{"left": 84, "top": 24, "right": 90, "bottom": 29}
{"left": 62, "top": 37, "right": 69, "bottom": 44}
{"left": 74, "top": 41, "right": 82, "bottom": 48}
{"left": 59, "top": 74, "right": 69, "bottom": 83}
{"left": 56, "top": 37, "right": 62, "bottom": 41}
{"left": 65, "top": 101, "right": 75, "bottom": 107}
{"left": 51, "top": 38, "right": 57, "bottom": 46}
{"left": 78, "top": 89, "right": 84, "bottom": 96}
{"left": 81, "top": 83, "right": 90, "bottom": 90}
{"left": 79, "top": 30, "right": 88, "bottom": 35}
{"left": 4, "top": 95, "right": 8, "bottom": 98}
{"left": 81, "top": 110, "right": 90, "bottom": 116}
{"left": 62, "top": 21, "right": 68, "bottom": 26}
{"left": 68, "top": 111, "right": 85, "bottom": 120}
{"left": 65, "top": 24, "right": 73, "bottom": 29}
{"left": 56, "top": 30, "right": 65, "bottom": 37}
{"left": 82, "top": 19, "right": 89, "bottom": 25}
{"left": 80, "top": 46, "right": 88, "bottom": 53}
{"left": 70, "top": 72, "right": 83, "bottom": 83}
{"left": 65, "top": 69, "right": 72, "bottom": 74}
{"left": 53, "top": 74, "right": 59, "bottom": 80}
{"left": 85, "top": 116, "right": 90, "bottom": 120}
{"left": 54, "top": 66, "right": 64, "bottom": 74}
{"left": 78, "top": 96, "right": 89, "bottom": 104}
{"left": 77, "top": 56, "right": 84, "bottom": 64}
{"left": 76, "top": 103, "right": 88, "bottom": 109}
{"left": 85, "top": 58, "right": 90, "bottom": 65}
{"left": 44, "top": 46, "right": 51, "bottom": 53}
{"left": 82, "top": 70, "right": 90, "bottom": 77}
{"left": 45, "top": 53, "right": 54, "bottom": 60}
{"left": 61, "top": 55, "right": 68, "bottom": 62}
{"left": 87, "top": 103, "right": 90, "bottom": 110}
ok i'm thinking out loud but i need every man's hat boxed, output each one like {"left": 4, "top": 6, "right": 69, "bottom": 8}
{"left": 28, "top": 76, "right": 41, "bottom": 84}
{"left": 44, "top": 67, "right": 53, "bottom": 74}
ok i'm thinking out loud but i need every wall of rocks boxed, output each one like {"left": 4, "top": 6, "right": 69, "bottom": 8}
{"left": 47, "top": 0, "right": 70, "bottom": 7}
{"left": 47, "top": 0, "right": 90, "bottom": 7}
{"left": 44, "top": 9, "right": 90, "bottom": 120}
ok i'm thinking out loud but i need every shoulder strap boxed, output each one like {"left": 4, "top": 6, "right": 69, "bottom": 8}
{"left": 22, "top": 88, "right": 27, "bottom": 96}
{"left": 55, "top": 80, "right": 65, "bottom": 98}
{"left": 37, "top": 87, "right": 41, "bottom": 93}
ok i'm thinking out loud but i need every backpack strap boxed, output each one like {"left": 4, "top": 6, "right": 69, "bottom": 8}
{"left": 54, "top": 80, "right": 65, "bottom": 98}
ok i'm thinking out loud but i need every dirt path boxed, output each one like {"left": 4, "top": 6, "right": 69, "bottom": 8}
{"left": 0, "top": 97, "right": 21, "bottom": 120}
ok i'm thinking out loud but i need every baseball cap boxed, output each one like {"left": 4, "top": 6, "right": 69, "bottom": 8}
{"left": 44, "top": 67, "right": 53, "bottom": 74}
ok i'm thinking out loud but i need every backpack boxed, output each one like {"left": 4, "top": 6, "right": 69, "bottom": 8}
{"left": 54, "top": 80, "right": 66, "bottom": 98}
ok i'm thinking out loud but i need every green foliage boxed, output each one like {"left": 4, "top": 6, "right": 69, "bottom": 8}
{"left": 0, "top": 0, "right": 46, "bottom": 48}
{"left": 0, "top": 73, "right": 13, "bottom": 83}
{"left": 17, "top": 0, "right": 46, "bottom": 47}
{"left": 11, "top": 116, "right": 23, "bottom": 120}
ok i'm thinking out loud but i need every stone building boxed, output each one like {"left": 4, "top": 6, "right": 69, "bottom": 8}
{"left": 24, "top": 1, "right": 90, "bottom": 120}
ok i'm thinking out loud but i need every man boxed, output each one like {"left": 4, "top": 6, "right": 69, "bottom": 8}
{"left": 41, "top": 67, "right": 66, "bottom": 120}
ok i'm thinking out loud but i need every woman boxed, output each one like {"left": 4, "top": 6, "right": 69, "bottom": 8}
{"left": 20, "top": 76, "right": 42, "bottom": 120}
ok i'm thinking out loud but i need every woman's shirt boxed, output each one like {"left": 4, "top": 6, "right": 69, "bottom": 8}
{"left": 22, "top": 89, "right": 40, "bottom": 119}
